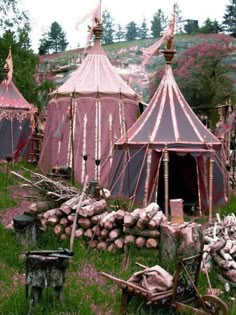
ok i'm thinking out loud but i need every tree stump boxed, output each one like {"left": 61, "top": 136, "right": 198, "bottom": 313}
{"left": 13, "top": 214, "right": 39, "bottom": 247}
{"left": 160, "top": 222, "right": 204, "bottom": 261}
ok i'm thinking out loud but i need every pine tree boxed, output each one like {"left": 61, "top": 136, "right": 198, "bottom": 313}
{"left": 150, "top": 9, "right": 167, "bottom": 38}
{"left": 125, "top": 21, "right": 138, "bottom": 41}
{"left": 222, "top": 0, "right": 236, "bottom": 36}
{"left": 38, "top": 22, "right": 68, "bottom": 55}
{"left": 199, "top": 18, "right": 223, "bottom": 34}
{"left": 138, "top": 18, "right": 149, "bottom": 39}
{"left": 115, "top": 24, "right": 125, "bottom": 42}
{"left": 101, "top": 9, "right": 114, "bottom": 44}
{"left": 175, "top": 3, "right": 184, "bottom": 34}
{"left": 48, "top": 22, "right": 68, "bottom": 53}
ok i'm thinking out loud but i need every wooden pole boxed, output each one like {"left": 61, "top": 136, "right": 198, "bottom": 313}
{"left": 163, "top": 147, "right": 169, "bottom": 219}
{"left": 70, "top": 175, "right": 88, "bottom": 252}
{"left": 209, "top": 154, "right": 214, "bottom": 224}
{"left": 70, "top": 94, "right": 75, "bottom": 186}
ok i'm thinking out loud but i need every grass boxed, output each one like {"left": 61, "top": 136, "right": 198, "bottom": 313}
{"left": 0, "top": 161, "right": 236, "bottom": 314}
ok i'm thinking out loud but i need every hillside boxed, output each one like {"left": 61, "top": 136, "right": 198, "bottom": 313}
{"left": 36, "top": 35, "right": 236, "bottom": 103}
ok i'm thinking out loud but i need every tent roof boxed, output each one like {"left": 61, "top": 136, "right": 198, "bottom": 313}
{"left": 116, "top": 50, "right": 221, "bottom": 148}
{"left": 0, "top": 81, "right": 32, "bottom": 111}
{"left": 54, "top": 35, "right": 137, "bottom": 98}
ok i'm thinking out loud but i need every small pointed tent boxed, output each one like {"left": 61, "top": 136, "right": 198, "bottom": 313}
{"left": 109, "top": 48, "right": 227, "bottom": 215}
{"left": 0, "top": 49, "right": 34, "bottom": 161}
{"left": 38, "top": 24, "right": 140, "bottom": 186}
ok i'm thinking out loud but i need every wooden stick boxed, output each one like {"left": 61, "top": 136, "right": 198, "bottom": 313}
{"left": 70, "top": 175, "right": 88, "bottom": 252}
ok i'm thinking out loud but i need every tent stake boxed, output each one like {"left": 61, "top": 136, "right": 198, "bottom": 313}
{"left": 70, "top": 95, "right": 75, "bottom": 186}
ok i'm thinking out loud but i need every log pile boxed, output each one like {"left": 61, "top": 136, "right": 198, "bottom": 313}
{"left": 39, "top": 201, "right": 167, "bottom": 251}
{"left": 202, "top": 213, "right": 236, "bottom": 283}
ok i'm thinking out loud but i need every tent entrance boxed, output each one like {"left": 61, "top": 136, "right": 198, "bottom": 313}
{"left": 157, "top": 152, "right": 198, "bottom": 213}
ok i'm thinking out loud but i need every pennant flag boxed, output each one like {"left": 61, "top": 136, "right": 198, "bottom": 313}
{"left": 4, "top": 47, "right": 13, "bottom": 85}
{"left": 216, "top": 112, "right": 235, "bottom": 137}
{"left": 75, "top": 0, "right": 102, "bottom": 57}
{"left": 141, "top": 5, "right": 176, "bottom": 68}
{"left": 75, "top": 0, "right": 101, "bottom": 30}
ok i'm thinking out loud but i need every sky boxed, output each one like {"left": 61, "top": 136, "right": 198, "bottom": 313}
{"left": 21, "top": 0, "right": 229, "bottom": 52}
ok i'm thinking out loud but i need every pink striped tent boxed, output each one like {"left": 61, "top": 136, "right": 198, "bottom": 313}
{"left": 109, "top": 49, "right": 227, "bottom": 214}
{"left": 0, "top": 52, "right": 34, "bottom": 161}
{"left": 38, "top": 25, "right": 140, "bottom": 186}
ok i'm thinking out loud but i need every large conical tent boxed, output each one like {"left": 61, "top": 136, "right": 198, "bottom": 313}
{"left": 38, "top": 17, "right": 139, "bottom": 186}
{"left": 0, "top": 48, "right": 34, "bottom": 161}
{"left": 109, "top": 37, "right": 227, "bottom": 216}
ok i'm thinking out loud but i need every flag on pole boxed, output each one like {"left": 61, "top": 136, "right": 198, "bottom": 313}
{"left": 75, "top": 0, "right": 102, "bottom": 57}
{"left": 4, "top": 47, "right": 13, "bottom": 85}
{"left": 216, "top": 112, "right": 236, "bottom": 137}
{"left": 141, "top": 5, "right": 176, "bottom": 68}
{"left": 75, "top": 0, "right": 101, "bottom": 29}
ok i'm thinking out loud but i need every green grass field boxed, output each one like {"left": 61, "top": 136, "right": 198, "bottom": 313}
{"left": 0, "top": 161, "right": 236, "bottom": 314}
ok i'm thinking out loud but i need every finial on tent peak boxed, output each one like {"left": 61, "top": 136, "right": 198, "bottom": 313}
{"left": 93, "top": 23, "right": 103, "bottom": 40}
{"left": 161, "top": 49, "right": 176, "bottom": 64}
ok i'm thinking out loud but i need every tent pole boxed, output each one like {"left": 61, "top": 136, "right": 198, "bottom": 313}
{"left": 209, "top": 155, "right": 214, "bottom": 223}
{"left": 163, "top": 147, "right": 169, "bottom": 219}
{"left": 70, "top": 94, "right": 75, "bottom": 186}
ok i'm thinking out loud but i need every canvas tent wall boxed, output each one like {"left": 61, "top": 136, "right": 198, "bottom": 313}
{"left": 0, "top": 50, "right": 34, "bottom": 161}
{"left": 38, "top": 25, "right": 140, "bottom": 187}
{"left": 109, "top": 49, "right": 227, "bottom": 215}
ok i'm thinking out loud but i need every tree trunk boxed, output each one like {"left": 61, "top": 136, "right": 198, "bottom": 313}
{"left": 160, "top": 222, "right": 204, "bottom": 260}
{"left": 27, "top": 201, "right": 57, "bottom": 214}
{"left": 146, "top": 238, "right": 158, "bottom": 248}
{"left": 60, "top": 217, "right": 69, "bottom": 227}
{"left": 92, "top": 224, "right": 101, "bottom": 237}
{"left": 47, "top": 216, "right": 58, "bottom": 226}
{"left": 75, "top": 228, "right": 84, "bottom": 238}
{"left": 114, "top": 237, "right": 124, "bottom": 249}
{"left": 97, "top": 241, "right": 107, "bottom": 251}
{"left": 59, "top": 204, "right": 72, "bottom": 215}
{"left": 54, "top": 224, "right": 63, "bottom": 236}
{"left": 65, "top": 225, "right": 72, "bottom": 235}
{"left": 123, "top": 209, "right": 141, "bottom": 227}
{"left": 115, "top": 209, "right": 125, "bottom": 223}
{"left": 84, "top": 228, "right": 93, "bottom": 239}
{"left": 109, "top": 228, "right": 121, "bottom": 242}
{"left": 43, "top": 208, "right": 57, "bottom": 219}
{"left": 124, "top": 234, "right": 136, "bottom": 245}
{"left": 107, "top": 243, "right": 117, "bottom": 252}
{"left": 100, "top": 228, "right": 109, "bottom": 240}
{"left": 77, "top": 217, "right": 91, "bottom": 229}
{"left": 77, "top": 199, "right": 108, "bottom": 217}
{"left": 135, "top": 236, "right": 146, "bottom": 248}
{"left": 123, "top": 226, "right": 160, "bottom": 238}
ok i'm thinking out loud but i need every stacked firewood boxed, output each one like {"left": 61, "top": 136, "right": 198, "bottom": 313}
{"left": 39, "top": 199, "right": 167, "bottom": 251}
{"left": 202, "top": 213, "right": 236, "bottom": 283}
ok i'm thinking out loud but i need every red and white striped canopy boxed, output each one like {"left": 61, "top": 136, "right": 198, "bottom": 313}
{"left": 116, "top": 50, "right": 221, "bottom": 149}
{"left": 55, "top": 37, "right": 137, "bottom": 98}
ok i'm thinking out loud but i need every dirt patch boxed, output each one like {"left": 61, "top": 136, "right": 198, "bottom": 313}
{"left": 74, "top": 263, "right": 106, "bottom": 287}
{"left": 0, "top": 187, "right": 32, "bottom": 226}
